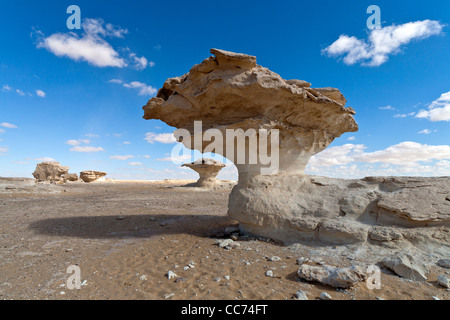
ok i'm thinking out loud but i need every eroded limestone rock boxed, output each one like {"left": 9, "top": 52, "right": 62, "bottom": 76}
{"left": 80, "top": 171, "right": 107, "bottom": 183}
{"left": 182, "top": 158, "right": 226, "bottom": 188}
{"left": 141, "top": 49, "right": 450, "bottom": 249}
{"left": 33, "top": 162, "right": 69, "bottom": 183}
{"left": 297, "top": 264, "right": 367, "bottom": 288}
{"left": 62, "top": 173, "right": 79, "bottom": 182}
{"left": 381, "top": 253, "right": 428, "bottom": 282}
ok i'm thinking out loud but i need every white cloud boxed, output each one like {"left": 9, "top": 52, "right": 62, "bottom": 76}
{"left": 145, "top": 132, "right": 177, "bottom": 144}
{"left": 82, "top": 18, "right": 128, "bottom": 38}
{"left": 394, "top": 112, "right": 415, "bottom": 118}
{"left": 70, "top": 146, "right": 104, "bottom": 153}
{"left": 418, "top": 129, "right": 432, "bottom": 134}
{"left": 35, "top": 89, "right": 46, "bottom": 98}
{"left": 108, "top": 79, "right": 123, "bottom": 84}
{"left": 157, "top": 154, "right": 193, "bottom": 163}
{"left": 379, "top": 105, "right": 395, "bottom": 110}
{"left": 34, "top": 157, "right": 56, "bottom": 162}
{"left": 65, "top": 139, "right": 90, "bottom": 146}
{"left": 128, "top": 162, "right": 143, "bottom": 166}
{"left": 143, "top": 155, "right": 151, "bottom": 158}
{"left": 109, "top": 79, "right": 157, "bottom": 96}
{"left": 124, "top": 81, "right": 157, "bottom": 96}
{"left": 36, "top": 18, "right": 146, "bottom": 69}
{"left": 66, "top": 139, "right": 80, "bottom": 146}
{"left": 11, "top": 161, "right": 29, "bottom": 164}
{"left": 0, "top": 129, "right": 5, "bottom": 134}
{"left": 416, "top": 91, "right": 450, "bottom": 122}
{"left": 38, "top": 33, "right": 126, "bottom": 68}
{"left": 354, "top": 142, "right": 450, "bottom": 165}
{"left": 85, "top": 133, "right": 100, "bottom": 138}
{"left": 309, "top": 142, "right": 450, "bottom": 167}
{"left": 0, "top": 147, "right": 8, "bottom": 153}
{"left": 2, "top": 84, "right": 12, "bottom": 91}
{"left": 307, "top": 142, "right": 450, "bottom": 178}
{"left": 122, "top": 141, "right": 131, "bottom": 145}
{"left": 308, "top": 144, "right": 366, "bottom": 167}
{"left": 16, "top": 89, "right": 25, "bottom": 96}
{"left": 323, "top": 20, "right": 444, "bottom": 66}
{"left": 110, "top": 155, "right": 135, "bottom": 160}
{"left": 129, "top": 53, "right": 153, "bottom": 70}
{"left": 347, "top": 136, "right": 356, "bottom": 141}
{"left": 0, "top": 122, "right": 18, "bottom": 129}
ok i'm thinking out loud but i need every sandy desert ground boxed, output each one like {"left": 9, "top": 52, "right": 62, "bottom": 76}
{"left": 0, "top": 180, "right": 449, "bottom": 300}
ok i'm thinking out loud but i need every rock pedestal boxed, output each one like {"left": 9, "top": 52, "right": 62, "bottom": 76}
{"left": 182, "top": 158, "right": 226, "bottom": 188}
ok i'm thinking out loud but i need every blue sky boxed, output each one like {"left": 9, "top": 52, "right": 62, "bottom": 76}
{"left": 1, "top": 0, "right": 449, "bottom": 180}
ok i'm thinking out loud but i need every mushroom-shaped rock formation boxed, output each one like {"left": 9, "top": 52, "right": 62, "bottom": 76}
{"left": 144, "top": 48, "right": 357, "bottom": 178}
{"left": 80, "top": 171, "right": 107, "bottom": 183}
{"left": 182, "top": 158, "right": 226, "bottom": 188}
{"left": 142, "top": 49, "right": 450, "bottom": 248}
{"left": 33, "top": 162, "right": 70, "bottom": 183}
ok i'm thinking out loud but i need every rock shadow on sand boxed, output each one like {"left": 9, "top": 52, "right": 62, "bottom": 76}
{"left": 29, "top": 214, "right": 235, "bottom": 240}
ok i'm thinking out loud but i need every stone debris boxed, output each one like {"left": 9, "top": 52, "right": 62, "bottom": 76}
{"left": 438, "top": 259, "right": 450, "bottom": 269}
{"left": 166, "top": 271, "right": 177, "bottom": 280}
{"left": 268, "top": 256, "right": 281, "bottom": 262}
{"left": 437, "top": 275, "right": 449, "bottom": 288}
{"left": 265, "top": 270, "right": 274, "bottom": 277}
{"left": 216, "top": 239, "right": 240, "bottom": 250}
{"left": 295, "top": 290, "right": 309, "bottom": 300}
{"left": 139, "top": 275, "right": 148, "bottom": 281}
{"left": 297, "top": 257, "right": 310, "bottom": 265}
{"left": 297, "top": 264, "right": 367, "bottom": 288}
{"left": 319, "top": 292, "right": 332, "bottom": 300}
{"left": 381, "top": 253, "right": 428, "bottom": 282}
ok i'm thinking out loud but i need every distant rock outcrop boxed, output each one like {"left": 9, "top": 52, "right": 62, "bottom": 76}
{"left": 80, "top": 171, "right": 107, "bottom": 183}
{"left": 142, "top": 49, "right": 449, "bottom": 252}
{"left": 182, "top": 158, "right": 226, "bottom": 188}
{"left": 33, "top": 162, "right": 69, "bottom": 183}
{"left": 62, "top": 173, "right": 79, "bottom": 182}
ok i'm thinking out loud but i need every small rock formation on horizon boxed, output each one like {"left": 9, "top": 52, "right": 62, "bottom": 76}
{"left": 62, "top": 173, "right": 79, "bottom": 182}
{"left": 80, "top": 171, "right": 107, "bottom": 183}
{"left": 142, "top": 49, "right": 449, "bottom": 256}
{"left": 33, "top": 162, "right": 70, "bottom": 183}
{"left": 182, "top": 158, "right": 226, "bottom": 188}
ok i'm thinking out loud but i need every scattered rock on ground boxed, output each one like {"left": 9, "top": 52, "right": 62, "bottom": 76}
{"left": 437, "top": 275, "right": 449, "bottom": 288}
{"left": 381, "top": 253, "right": 428, "bottom": 282}
{"left": 319, "top": 292, "right": 332, "bottom": 300}
{"left": 295, "top": 290, "right": 309, "bottom": 300}
{"left": 438, "top": 259, "right": 450, "bottom": 269}
{"left": 297, "top": 264, "right": 367, "bottom": 288}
